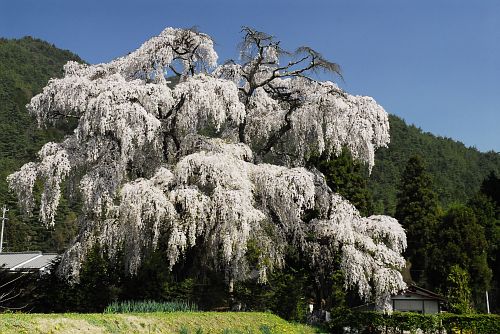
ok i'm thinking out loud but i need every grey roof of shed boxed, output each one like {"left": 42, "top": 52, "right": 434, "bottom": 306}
{"left": 0, "top": 252, "right": 58, "bottom": 271}
{"left": 0, "top": 252, "right": 36, "bottom": 268}
{"left": 393, "top": 284, "right": 447, "bottom": 301}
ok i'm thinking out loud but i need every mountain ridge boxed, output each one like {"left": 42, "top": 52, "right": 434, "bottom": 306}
{"left": 370, "top": 114, "right": 500, "bottom": 215}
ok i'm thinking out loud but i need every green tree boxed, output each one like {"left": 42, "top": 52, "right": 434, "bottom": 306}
{"left": 313, "top": 148, "right": 374, "bottom": 216}
{"left": 480, "top": 171, "right": 500, "bottom": 209}
{"left": 429, "top": 205, "right": 491, "bottom": 311}
{"left": 75, "top": 245, "right": 124, "bottom": 312}
{"left": 470, "top": 173, "right": 500, "bottom": 312}
{"left": 395, "top": 155, "right": 439, "bottom": 286}
{"left": 446, "top": 265, "right": 473, "bottom": 314}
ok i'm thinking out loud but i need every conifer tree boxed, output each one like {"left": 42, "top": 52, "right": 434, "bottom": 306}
{"left": 429, "top": 205, "right": 491, "bottom": 310}
{"left": 480, "top": 171, "right": 500, "bottom": 209}
{"left": 469, "top": 173, "right": 500, "bottom": 312}
{"left": 395, "top": 155, "right": 439, "bottom": 286}
{"left": 313, "top": 148, "right": 374, "bottom": 217}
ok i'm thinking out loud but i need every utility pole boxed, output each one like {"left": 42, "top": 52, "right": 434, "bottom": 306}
{"left": 0, "top": 205, "right": 8, "bottom": 253}
{"left": 486, "top": 291, "right": 490, "bottom": 314}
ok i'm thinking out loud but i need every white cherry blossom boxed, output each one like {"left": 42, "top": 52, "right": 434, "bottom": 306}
{"left": 8, "top": 27, "right": 405, "bottom": 311}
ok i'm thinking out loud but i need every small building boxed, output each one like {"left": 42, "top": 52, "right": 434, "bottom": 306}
{"left": 391, "top": 285, "right": 446, "bottom": 314}
{"left": 354, "top": 284, "right": 447, "bottom": 314}
{"left": 0, "top": 251, "right": 58, "bottom": 274}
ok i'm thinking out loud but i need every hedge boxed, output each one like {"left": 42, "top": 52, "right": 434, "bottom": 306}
{"left": 328, "top": 310, "right": 500, "bottom": 334}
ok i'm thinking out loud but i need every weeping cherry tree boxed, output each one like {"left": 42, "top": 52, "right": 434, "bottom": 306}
{"left": 8, "top": 27, "right": 406, "bottom": 311}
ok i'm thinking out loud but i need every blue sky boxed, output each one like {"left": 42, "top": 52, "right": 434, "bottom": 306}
{"left": 1, "top": 0, "right": 499, "bottom": 152}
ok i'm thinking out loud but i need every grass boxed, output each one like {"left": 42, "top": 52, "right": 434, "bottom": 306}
{"left": 0, "top": 312, "right": 324, "bottom": 333}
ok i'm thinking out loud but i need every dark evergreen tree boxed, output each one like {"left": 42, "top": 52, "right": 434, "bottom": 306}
{"left": 429, "top": 205, "right": 491, "bottom": 311}
{"left": 480, "top": 171, "right": 500, "bottom": 209}
{"left": 73, "top": 246, "right": 124, "bottom": 312}
{"left": 312, "top": 148, "right": 374, "bottom": 216}
{"left": 395, "top": 155, "right": 439, "bottom": 286}
{"left": 470, "top": 172, "right": 500, "bottom": 312}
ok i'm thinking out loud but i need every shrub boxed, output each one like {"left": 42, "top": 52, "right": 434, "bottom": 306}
{"left": 328, "top": 311, "right": 500, "bottom": 334}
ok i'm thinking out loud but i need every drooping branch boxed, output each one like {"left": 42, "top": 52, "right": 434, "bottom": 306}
{"left": 235, "top": 27, "right": 344, "bottom": 146}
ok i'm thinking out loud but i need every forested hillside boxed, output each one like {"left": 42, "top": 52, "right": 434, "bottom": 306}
{"left": 370, "top": 115, "right": 500, "bottom": 215}
{"left": 0, "top": 37, "right": 82, "bottom": 252}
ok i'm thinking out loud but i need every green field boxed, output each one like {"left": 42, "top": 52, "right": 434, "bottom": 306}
{"left": 0, "top": 312, "right": 323, "bottom": 333}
